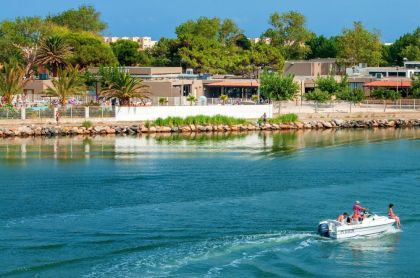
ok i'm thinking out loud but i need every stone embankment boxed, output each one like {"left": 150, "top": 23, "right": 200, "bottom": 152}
{"left": 0, "top": 119, "right": 419, "bottom": 137}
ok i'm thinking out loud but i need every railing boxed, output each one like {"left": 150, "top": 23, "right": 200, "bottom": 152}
{"left": 272, "top": 99, "right": 420, "bottom": 114}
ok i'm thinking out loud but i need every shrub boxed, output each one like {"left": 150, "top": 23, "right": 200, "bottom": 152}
{"left": 81, "top": 120, "right": 93, "bottom": 128}
{"left": 269, "top": 113, "right": 298, "bottom": 124}
{"left": 150, "top": 115, "right": 249, "bottom": 126}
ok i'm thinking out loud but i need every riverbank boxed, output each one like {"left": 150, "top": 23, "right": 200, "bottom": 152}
{"left": 0, "top": 118, "right": 419, "bottom": 137}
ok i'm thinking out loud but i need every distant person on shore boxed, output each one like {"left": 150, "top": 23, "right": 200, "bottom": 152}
{"left": 388, "top": 203, "right": 401, "bottom": 229}
{"left": 55, "top": 111, "right": 60, "bottom": 125}
{"left": 337, "top": 212, "right": 351, "bottom": 224}
{"left": 262, "top": 113, "right": 267, "bottom": 124}
{"left": 352, "top": 201, "right": 368, "bottom": 221}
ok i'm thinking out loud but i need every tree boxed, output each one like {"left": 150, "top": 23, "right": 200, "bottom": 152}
{"left": 371, "top": 88, "right": 400, "bottom": 112}
{"left": 45, "top": 66, "right": 86, "bottom": 106}
{"left": 220, "top": 94, "right": 229, "bottom": 105}
{"left": 101, "top": 69, "right": 149, "bottom": 106}
{"left": 0, "top": 17, "right": 53, "bottom": 77}
{"left": 304, "top": 89, "right": 331, "bottom": 112}
{"left": 186, "top": 94, "right": 196, "bottom": 106}
{"left": 386, "top": 28, "right": 420, "bottom": 65}
{"left": 260, "top": 72, "right": 299, "bottom": 101}
{"left": 264, "top": 11, "right": 313, "bottom": 59}
{"left": 411, "top": 76, "right": 420, "bottom": 98}
{"left": 337, "top": 88, "right": 365, "bottom": 112}
{"left": 150, "top": 38, "right": 181, "bottom": 66}
{"left": 337, "top": 22, "right": 382, "bottom": 66}
{"left": 47, "top": 5, "right": 107, "bottom": 33}
{"left": 315, "top": 76, "right": 339, "bottom": 94}
{"left": 111, "top": 40, "right": 141, "bottom": 66}
{"left": 306, "top": 35, "right": 339, "bottom": 59}
{"left": 36, "top": 35, "right": 72, "bottom": 77}
{"left": 64, "top": 31, "right": 118, "bottom": 67}
{"left": 0, "top": 62, "right": 26, "bottom": 104}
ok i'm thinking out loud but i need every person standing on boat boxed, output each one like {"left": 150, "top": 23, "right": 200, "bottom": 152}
{"left": 352, "top": 201, "right": 368, "bottom": 221}
{"left": 388, "top": 203, "right": 401, "bottom": 229}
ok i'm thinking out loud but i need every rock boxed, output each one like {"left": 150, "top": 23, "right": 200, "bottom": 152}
{"left": 304, "top": 123, "right": 312, "bottom": 129}
{"left": 189, "top": 125, "right": 196, "bottom": 132}
{"left": 387, "top": 121, "right": 396, "bottom": 127}
{"left": 295, "top": 122, "right": 304, "bottom": 129}
{"left": 279, "top": 124, "right": 292, "bottom": 129}
{"left": 148, "top": 126, "right": 157, "bottom": 133}
{"left": 333, "top": 119, "right": 344, "bottom": 126}
{"left": 230, "top": 125, "right": 239, "bottom": 131}
{"left": 161, "top": 126, "right": 172, "bottom": 133}
{"left": 322, "top": 122, "right": 333, "bottom": 129}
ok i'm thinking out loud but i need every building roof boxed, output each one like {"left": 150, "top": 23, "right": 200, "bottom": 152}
{"left": 364, "top": 80, "right": 412, "bottom": 88}
{"left": 205, "top": 81, "right": 260, "bottom": 88}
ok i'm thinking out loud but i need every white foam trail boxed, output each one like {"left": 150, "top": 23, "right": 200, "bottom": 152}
{"left": 83, "top": 231, "right": 317, "bottom": 278}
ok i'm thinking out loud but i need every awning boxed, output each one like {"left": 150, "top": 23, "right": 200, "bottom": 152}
{"left": 364, "top": 80, "right": 412, "bottom": 88}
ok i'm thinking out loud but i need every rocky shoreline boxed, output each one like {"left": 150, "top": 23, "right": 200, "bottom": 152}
{"left": 0, "top": 119, "right": 419, "bottom": 137}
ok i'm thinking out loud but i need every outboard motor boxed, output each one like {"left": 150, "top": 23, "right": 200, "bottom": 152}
{"left": 318, "top": 223, "right": 330, "bottom": 238}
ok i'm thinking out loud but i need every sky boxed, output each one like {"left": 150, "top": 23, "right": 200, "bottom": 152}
{"left": 0, "top": 0, "right": 419, "bottom": 42}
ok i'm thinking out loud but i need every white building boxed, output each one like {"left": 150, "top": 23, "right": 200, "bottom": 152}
{"left": 103, "top": 36, "right": 158, "bottom": 50}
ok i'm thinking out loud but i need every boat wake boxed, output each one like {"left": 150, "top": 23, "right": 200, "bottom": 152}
{"left": 83, "top": 231, "right": 318, "bottom": 277}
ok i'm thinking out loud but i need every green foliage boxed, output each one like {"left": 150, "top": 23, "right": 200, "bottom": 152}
{"left": 260, "top": 72, "right": 299, "bottom": 101}
{"left": 337, "top": 22, "right": 382, "bottom": 66}
{"left": 152, "top": 115, "right": 248, "bottom": 126}
{"left": 264, "top": 11, "right": 313, "bottom": 59}
{"left": 158, "top": 97, "right": 168, "bottom": 105}
{"left": 0, "top": 62, "right": 26, "bottom": 104}
{"left": 111, "top": 40, "right": 142, "bottom": 66}
{"left": 306, "top": 35, "right": 339, "bottom": 59}
{"left": 64, "top": 32, "right": 117, "bottom": 68}
{"left": 386, "top": 28, "right": 420, "bottom": 65}
{"left": 81, "top": 120, "right": 92, "bottom": 128}
{"left": 36, "top": 35, "right": 72, "bottom": 76}
{"left": 47, "top": 5, "right": 107, "bottom": 33}
{"left": 316, "top": 75, "right": 339, "bottom": 94}
{"left": 186, "top": 95, "right": 197, "bottom": 105}
{"left": 411, "top": 77, "right": 420, "bottom": 98}
{"left": 337, "top": 88, "right": 365, "bottom": 103}
{"left": 305, "top": 89, "right": 331, "bottom": 109}
{"left": 268, "top": 113, "right": 298, "bottom": 124}
{"left": 100, "top": 67, "right": 149, "bottom": 105}
{"left": 44, "top": 65, "right": 86, "bottom": 105}
{"left": 371, "top": 88, "right": 401, "bottom": 101}
{"left": 220, "top": 94, "right": 229, "bottom": 104}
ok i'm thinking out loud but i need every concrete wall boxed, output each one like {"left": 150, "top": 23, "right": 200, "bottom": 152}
{"left": 115, "top": 105, "right": 273, "bottom": 121}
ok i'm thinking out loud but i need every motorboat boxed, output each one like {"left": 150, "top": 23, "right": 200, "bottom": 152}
{"left": 318, "top": 213, "right": 396, "bottom": 239}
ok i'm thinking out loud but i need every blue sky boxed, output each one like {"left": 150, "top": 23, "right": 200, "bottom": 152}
{"left": 0, "top": 0, "right": 419, "bottom": 42}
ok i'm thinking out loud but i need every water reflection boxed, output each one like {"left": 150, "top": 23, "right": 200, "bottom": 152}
{"left": 0, "top": 128, "right": 418, "bottom": 162}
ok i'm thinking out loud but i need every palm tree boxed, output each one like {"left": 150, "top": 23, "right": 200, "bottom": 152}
{"left": 220, "top": 93, "right": 229, "bottom": 105}
{"left": 186, "top": 94, "right": 197, "bottom": 106}
{"left": 0, "top": 63, "right": 26, "bottom": 105}
{"left": 45, "top": 66, "right": 86, "bottom": 106}
{"left": 101, "top": 70, "right": 149, "bottom": 106}
{"left": 36, "top": 35, "right": 72, "bottom": 77}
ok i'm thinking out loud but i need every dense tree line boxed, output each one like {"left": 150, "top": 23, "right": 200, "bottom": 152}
{"left": 0, "top": 4, "right": 419, "bottom": 77}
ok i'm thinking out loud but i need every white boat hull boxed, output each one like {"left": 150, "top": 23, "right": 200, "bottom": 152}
{"left": 318, "top": 215, "right": 395, "bottom": 239}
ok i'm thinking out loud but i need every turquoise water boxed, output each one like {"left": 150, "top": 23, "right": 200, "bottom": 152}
{"left": 0, "top": 129, "right": 419, "bottom": 277}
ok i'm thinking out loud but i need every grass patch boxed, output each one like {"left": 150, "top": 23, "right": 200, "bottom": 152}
{"left": 151, "top": 115, "right": 248, "bottom": 126}
{"left": 268, "top": 113, "right": 298, "bottom": 124}
{"left": 81, "top": 120, "right": 93, "bottom": 128}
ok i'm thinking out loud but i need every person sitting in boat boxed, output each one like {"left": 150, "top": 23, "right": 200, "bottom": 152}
{"left": 388, "top": 203, "right": 401, "bottom": 229}
{"left": 352, "top": 201, "right": 368, "bottom": 222}
{"left": 337, "top": 212, "right": 351, "bottom": 224}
